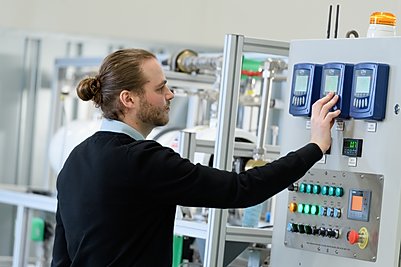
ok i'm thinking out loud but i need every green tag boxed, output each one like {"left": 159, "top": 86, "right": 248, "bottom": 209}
{"left": 31, "top": 217, "right": 45, "bottom": 242}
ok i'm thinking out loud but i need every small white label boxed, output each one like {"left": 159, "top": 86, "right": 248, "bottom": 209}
{"left": 348, "top": 157, "right": 357, "bottom": 167}
{"left": 306, "top": 120, "right": 311, "bottom": 129}
{"left": 318, "top": 155, "right": 326, "bottom": 164}
{"left": 367, "top": 122, "right": 377, "bottom": 132}
{"left": 336, "top": 121, "right": 344, "bottom": 131}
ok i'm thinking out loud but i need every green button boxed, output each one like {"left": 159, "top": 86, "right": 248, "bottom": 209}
{"left": 328, "top": 186, "right": 335, "bottom": 196}
{"left": 311, "top": 205, "right": 319, "bottom": 215}
{"left": 306, "top": 184, "right": 312, "bottom": 194}
{"left": 312, "top": 185, "right": 321, "bottom": 194}
{"left": 303, "top": 204, "right": 311, "bottom": 214}
{"left": 335, "top": 187, "right": 344, "bottom": 197}
{"left": 322, "top": 186, "right": 329, "bottom": 195}
{"left": 299, "top": 183, "right": 306, "bottom": 193}
{"left": 297, "top": 203, "right": 304, "bottom": 213}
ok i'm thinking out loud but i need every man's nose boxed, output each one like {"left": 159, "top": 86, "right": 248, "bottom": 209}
{"left": 166, "top": 87, "right": 174, "bottom": 100}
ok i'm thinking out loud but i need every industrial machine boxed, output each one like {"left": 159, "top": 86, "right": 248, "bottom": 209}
{"left": 270, "top": 37, "right": 401, "bottom": 266}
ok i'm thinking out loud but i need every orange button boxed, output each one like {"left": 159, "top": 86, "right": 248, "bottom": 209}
{"left": 289, "top": 202, "right": 297, "bottom": 213}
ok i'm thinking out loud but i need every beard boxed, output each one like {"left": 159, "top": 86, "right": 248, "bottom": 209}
{"left": 137, "top": 97, "right": 170, "bottom": 126}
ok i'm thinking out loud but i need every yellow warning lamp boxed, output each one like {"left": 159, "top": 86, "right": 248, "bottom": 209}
{"left": 367, "top": 12, "right": 397, "bottom": 37}
{"left": 370, "top": 12, "right": 396, "bottom": 26}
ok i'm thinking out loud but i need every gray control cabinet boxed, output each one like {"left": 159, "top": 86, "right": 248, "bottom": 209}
{"left": 271, "top": 37, "right": 401, "bottom": 267}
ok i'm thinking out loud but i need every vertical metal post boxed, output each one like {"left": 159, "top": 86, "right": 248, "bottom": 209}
{"left": 269, "top": 192, "right": 277, "bottom": 225}
{"left": 255, "top": 62, "right": 274, "bottom": 155}
{"left": 16, "top": 38, "right": 41, "bottom": 186}
{"left": 179, "top": 131, "right": 197, "bottom": 162}
{"left": 42, "top": 60, "right": 61, "bottom": 191}
{"left": 203, "top": 34, "right": 244, "bottom": 267}
{"left": 12, "top": 206, "right": 29, "bottom": 267}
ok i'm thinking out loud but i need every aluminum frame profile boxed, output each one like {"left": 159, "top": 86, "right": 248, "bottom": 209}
{"left": 203, "top": 34, "right": 289, "bottom": 267}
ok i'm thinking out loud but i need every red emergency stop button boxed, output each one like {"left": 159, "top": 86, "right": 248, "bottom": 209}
{"left": 347, "top": 230, "right": 359, "bottom": 245}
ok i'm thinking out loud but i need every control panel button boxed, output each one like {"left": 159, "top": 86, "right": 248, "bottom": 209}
{"left": 328, "top": 186, "right": 335, "bottom": 196}
{"left": 299, "top": 183, "right": 306, "bottom": 193}
{"left": 327, "top": 228, "right": 340, "bottom": 239}
{"left": 320, "top": 206, "right": 327, "bottom": 216}
{"left": 312, "top": 184, "right": 321, "bottom": 194}
{"left": 298, "top": 224, "right": 306, "bottom": 234}
{"left": 297, "top": 203, "right": 304, "bottom": 213}
{"left": 327, "top": 207, "right": 333, "bottom": 217}
{"left": 334, "top": 208, "right": 342, "bottom": 218}
{"left": 287, "top": 183, "right": 299, "bottom": 192}
{"left": 306, "top": 184, "right": 312, "bottom": 194}
{"left": 347, "top": 230, "right": 359, "bottom": 244}
{"left": 287, "top": 223, "right": 298, "bottom": 233}
{"left": 304, "top": 225, "right": 313, "bottom": 235}
{"left": 333, "top": 229, "right": 340, "bottom": 239}
{"left": 312, "top": 226, "right": 318, "bottom": 235}
{"left": 318, "top": 227, "right": 327, "bottom": 237}
{"left": 289, "top": 202, "right": 297, "bottom": 213}
{"left": 347, "top": 227, "right": 369, "bottom": 249}
{"left": 335, "top": 187, "right": 344, "bottom": 197}
{"left": 310, "top": 205, "right": 319, "bottom": 215}
{"left": 326, "top": 228, "right": 333, "bottom": 237}
{"left": 322, "top": 186, "right": 329, "bottom": 195}
{"left": 303, "top": 204, "right": 311, "bottom": 214}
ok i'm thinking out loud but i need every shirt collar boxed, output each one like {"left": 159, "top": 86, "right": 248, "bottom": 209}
{"left": 100, "top": 119, "right": 145, "bottom": 140}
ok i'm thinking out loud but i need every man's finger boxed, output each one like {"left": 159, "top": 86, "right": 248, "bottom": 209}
{"left": 311, "top": 92, "right": 336, "bottom": 118}
{"left": 325, "top": 109, "right": 341, "bottom": 122}
{"left": 320, "top": 95, "right": 339, "bottom": 117}
{"left": 320, "top": 92, "right": 336, "bottom": 105}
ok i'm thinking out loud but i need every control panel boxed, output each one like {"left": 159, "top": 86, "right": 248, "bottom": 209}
{"left": 289, "top": 61, "right": 389, "bottom": 121}
{"left": 271, "top": 36, "right": 401, "bottom": 267}
{"left": 320, "top": 63, "right": 353, "bottom": 118}
{"left": 289, "top": 63, "right": 322, "bottom": 117}
{"left": 284, "top": 169, "right": 383, "bottom": 262}
{"left": 349, "top": 63, "right": 389, "bottom": 120}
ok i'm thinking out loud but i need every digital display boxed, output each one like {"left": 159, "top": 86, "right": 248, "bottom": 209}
{"left": 347, "top": 189, "right": 371, "bottom": 222}
{"left": 351, "top": 194, "right": 363, "bottom": 211}
{"left": 342, "top": 138, "right": 363, "bottom": 157}
{"left": 347, "top": 140, "right": 357, "bottom": 149}
{"left": 324, "top": 75, "right": 339, "bottom": 93}
{"left": 294, "top": 74, "right": 309, "bottom": 93}
{"left": 355, "top": 76, "right": 371, "bottom": 94}
{"left": 290, "top": 64, "right": 322, "bottom": 117}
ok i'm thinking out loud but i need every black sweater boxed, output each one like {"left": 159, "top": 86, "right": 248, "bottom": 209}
{"left": 51, "top": 131, "right": 322, "bottom": 267}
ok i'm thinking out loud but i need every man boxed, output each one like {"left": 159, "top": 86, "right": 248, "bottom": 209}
{"left": 52, "top": 49, "right": 340, "bottom": 266}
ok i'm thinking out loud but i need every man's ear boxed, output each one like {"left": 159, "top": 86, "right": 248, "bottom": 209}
{"left": 119, "top": 90, "right": 135, "bottom": 108}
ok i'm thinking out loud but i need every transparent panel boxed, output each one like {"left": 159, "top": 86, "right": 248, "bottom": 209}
{"left": 0, "top": 29, "right": 25, "bottom": 259}
{"left": 0, "top": 30, "right": 25, "bottom": 184}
